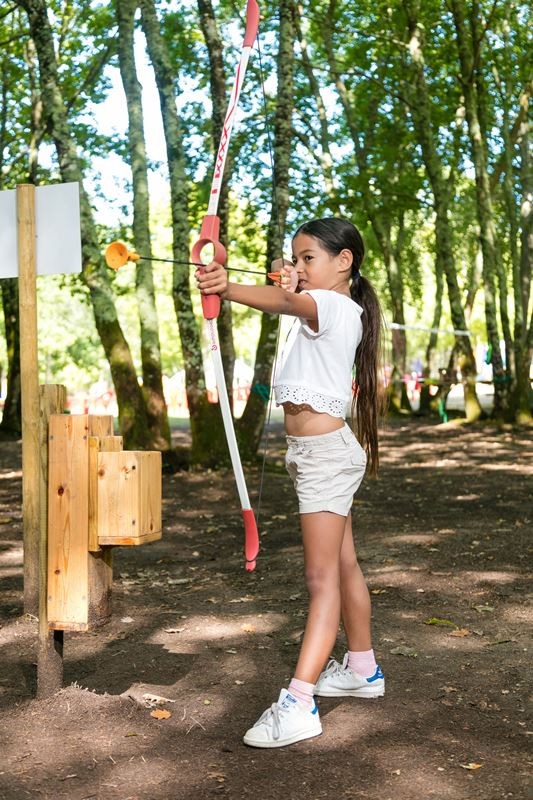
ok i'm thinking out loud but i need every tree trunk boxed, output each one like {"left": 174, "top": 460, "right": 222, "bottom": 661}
{"left": 402, "top": 0, "right": 482, "bottom": 422}
{"left": 237, "top": 0, "right": 297, "bottom": 458}
{"left": 418, "top": 255, "right": 443, "bottom": 416}
{"left": 0, "top": 56, "right": 22, "bottom": 436}
{"left": 513, "top": 111, "right": 533, "bottom": 422}
{"left": 197, "top": 0, "right": 236, "bottom": 403}
{"left": 323, "top": 8, "right": 411, "bottom": 414}
{"left": 451, "top": 0, "right": 509, "bottom": 419}
{"left": 139, "top": 0, "right": 228, "bottom": 466}
{"left": 295, "top": 10, "right": 342, "bottom": 214}
{"left": 16, "top": 0, "right": 152, "bottom": 449}
{"left": 0, "top": 279, "right": 22, "bottom": 436}
{"left": 116, "top": 0, "right": 171, "bottom": 453}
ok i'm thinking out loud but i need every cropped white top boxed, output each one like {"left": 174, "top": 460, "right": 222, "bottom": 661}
{"left": 273, "top": 289, "right": 363, "bottom": 418}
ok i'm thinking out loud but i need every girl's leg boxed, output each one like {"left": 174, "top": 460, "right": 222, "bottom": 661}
{"left": 339, "top": 512, "right": 372, "bottom": 651}
{"left": 293, "top": 511, "right": 346, "bottom": 684}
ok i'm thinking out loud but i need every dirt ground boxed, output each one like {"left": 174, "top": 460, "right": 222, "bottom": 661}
{"left": 0, "top": 419, "right": 531, "bottom": 800}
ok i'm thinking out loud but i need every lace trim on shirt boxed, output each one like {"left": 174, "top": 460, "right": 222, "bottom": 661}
{"left": 274, "top": 384, "right": 347, "bottom": 417}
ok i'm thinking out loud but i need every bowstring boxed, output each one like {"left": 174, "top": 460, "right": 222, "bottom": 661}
{"left": 253, "top": 21, "right": 286, "bottom": 535}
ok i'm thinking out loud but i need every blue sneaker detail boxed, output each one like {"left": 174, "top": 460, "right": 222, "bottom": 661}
{"left": 367, "top": 666, "right": 384, "bottom": 683}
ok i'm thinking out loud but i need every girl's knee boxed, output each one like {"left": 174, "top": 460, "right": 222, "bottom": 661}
{"left": 340, "top": 550, "right": 358, "bottom": 576}
{"left": 304, "top": 565, "right": 340, "bottom": 596}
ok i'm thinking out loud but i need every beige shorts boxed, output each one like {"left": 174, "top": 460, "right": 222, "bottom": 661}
{"left": 285, "top": 423, "right": 367, "bottom": 516}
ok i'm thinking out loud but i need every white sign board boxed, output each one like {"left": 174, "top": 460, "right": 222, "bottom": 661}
{"left": 0, "top": 182, "right": 82, "bottom": 279}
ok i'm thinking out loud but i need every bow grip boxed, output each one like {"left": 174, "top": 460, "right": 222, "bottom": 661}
{"left": 191, "top": 215, "right": 227, "bottom": 320}
{"left": 243, "top": 0, "right": 260, "bottom": 47}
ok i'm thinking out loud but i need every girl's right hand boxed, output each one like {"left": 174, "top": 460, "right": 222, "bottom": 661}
{"left": 269, "top": 258, "right": 298, "bottom": 292}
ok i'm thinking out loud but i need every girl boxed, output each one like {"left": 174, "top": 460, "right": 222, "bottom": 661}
{"left": 197, "top": 217, "right": 385, "bottom": 748}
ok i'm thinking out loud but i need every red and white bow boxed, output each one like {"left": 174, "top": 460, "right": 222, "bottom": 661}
{"left": 191, "top": 0, "right": 261, "bottom": 572}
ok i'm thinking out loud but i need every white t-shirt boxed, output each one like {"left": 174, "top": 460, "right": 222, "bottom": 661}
{"left": 273, "top": 289, "right": 363, "bottom": 418}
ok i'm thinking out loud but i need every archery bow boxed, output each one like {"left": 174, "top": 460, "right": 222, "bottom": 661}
{"left": 192, "top": 0, "right": 260, "bottom": 572}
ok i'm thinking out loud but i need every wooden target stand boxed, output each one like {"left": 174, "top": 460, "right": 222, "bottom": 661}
{"left": 15, "top": 185, "right": 162, "bottom": 697}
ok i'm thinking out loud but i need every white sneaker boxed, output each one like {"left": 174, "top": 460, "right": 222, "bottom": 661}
{"left": 314, "top": 654, "right": 385, "bottom": 698}
{"left": 243, "top": 689, "right": 322, "bottom": 748}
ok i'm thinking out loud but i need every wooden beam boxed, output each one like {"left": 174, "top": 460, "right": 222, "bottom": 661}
{"left": 17, "top": 184, "right": 40, "bottom": 616}
{"left": 37, "top": 384, "right": 67, "bottom": 699}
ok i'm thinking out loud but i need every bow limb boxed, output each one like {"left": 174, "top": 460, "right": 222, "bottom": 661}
{"left": 191, "top": 0, "right": 260, "bottom": 571}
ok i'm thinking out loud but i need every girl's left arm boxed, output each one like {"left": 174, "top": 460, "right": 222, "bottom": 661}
{"left": 196, "top": 261, "right": 317, "bottom": 320}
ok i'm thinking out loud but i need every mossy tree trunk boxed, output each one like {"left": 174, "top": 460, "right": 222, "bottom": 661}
{"left": 197, "top": 0, "right": 236, "bottom": 406}
{"left": 116, "top": 0, "right": 171, "bottom": 453}
{"left": 0, "top": 279, "right": 22, "bottom": 436}
{"left": 402, "top": 0, "right": 482, "bottom": 422}
{"left": 237, "top": 0, "right": 297, "bottom": 458}
{"left": 16, "top": 0, "right": 152, "bottom": 449}
{"left": 323, "top": 11, "right": 411, "bottom": 415}
{"left": 0, "top": 56, "right": 22, "bottom": 436}
{"left": 514, "top": 111, "right": 533, "bottom": 422}
{"left": 140, "top": 0, "right": 229, "bottom": 466}
{"left": 451, "top": 0, "right": 509, "bottom": 419}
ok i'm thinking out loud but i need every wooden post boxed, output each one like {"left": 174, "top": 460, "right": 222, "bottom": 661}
{"left": 17, "top": 184, "right": 40, "bottom": 616}
{"left": 37, "top": 384, "right": 67, "bottom": 699}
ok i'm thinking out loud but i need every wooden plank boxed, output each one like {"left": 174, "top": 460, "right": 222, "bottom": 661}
{"left": 139, "top": 451, "right": 162, "bottom": 539}
{"left": 97, "top": 451, "right": 162, "bottom": 545}
{"left": 18, "top": 184, "right": 40, "bottom": 616}
{"left": 37, "top": 385, "right": 67, "bottom": 697}
{"left": 47, "top": 414, "right": 90, "bottom": 628}
{"left": 88, "top": 415, "right": 114, "bottom": 439}
{"left": 88, "top": 435, "right": 122, "bottom": 552}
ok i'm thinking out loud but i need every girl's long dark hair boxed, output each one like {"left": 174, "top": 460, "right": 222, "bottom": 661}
{"left": 294, "top": 218, "right": 385, "bottom": 476}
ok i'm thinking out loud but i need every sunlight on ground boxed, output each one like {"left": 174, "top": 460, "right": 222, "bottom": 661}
{"left": 149, "top": 612, "right": 286, "bottom": 646}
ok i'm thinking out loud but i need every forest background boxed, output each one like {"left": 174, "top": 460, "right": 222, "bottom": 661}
{"left": 0, "top": 0, "right": 531, "bottom": 469}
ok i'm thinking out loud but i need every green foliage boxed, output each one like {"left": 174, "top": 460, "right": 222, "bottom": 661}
{"left": 1, "top": 0, "right": 531, "bottom": 414}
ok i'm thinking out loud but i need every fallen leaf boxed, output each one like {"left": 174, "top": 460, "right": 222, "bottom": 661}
{"left": 203, "top": 699, "right": 211, "bottom": 705}
{"left": 390, "top": 645, "right": 418, "bottom": 657}
{"left": 425, "top": 618, "right": 456, "bottom": 627}
{"left": 234, "top": 680, "right": 244, "bottom": 685}
{"left": 120, "top": 616, "right": 134, "bottom": 624}
{"left": 371, "top": 588, "right": 387, "bottom": 595}
{"left": 474, "top": 605, "right": 494, "bottom": 613}
{"left": 225, "top": 649, "right": 237, "bottom": 654}
{"left": 449, "top": 628, "right": 470, "bottom": 637}
{"left": 460, "top": 763, "right": 483, "bottom": 770}
{"left": 150, "top": 709, "right": 171, "bottom": 720}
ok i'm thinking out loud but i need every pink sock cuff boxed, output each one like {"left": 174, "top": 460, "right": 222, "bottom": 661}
{"left": 288, "top": 677, "right": 315, "bottom": 706}
{"left": 347, "top": 648, "right": 377, "bottom": 678}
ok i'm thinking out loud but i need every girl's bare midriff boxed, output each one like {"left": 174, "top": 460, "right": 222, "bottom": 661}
{"left": 282, "top": 402, "right": 346, "bottom": 437}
